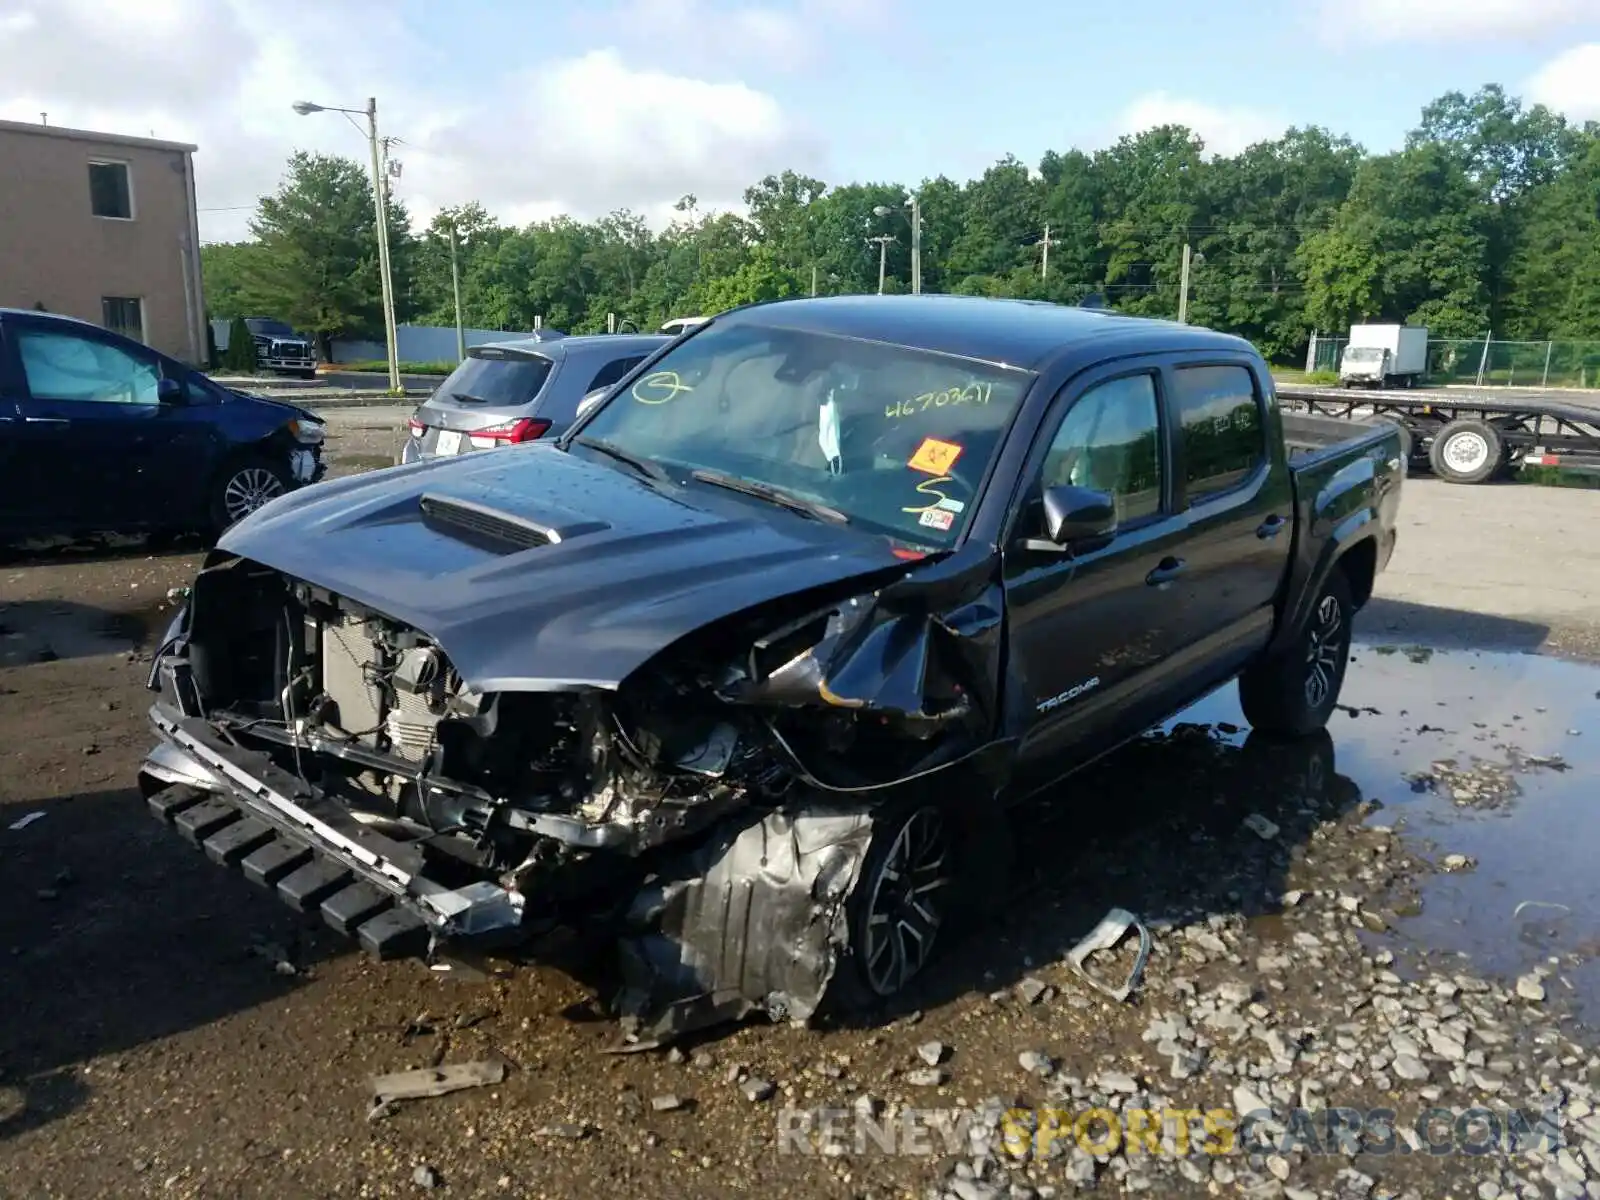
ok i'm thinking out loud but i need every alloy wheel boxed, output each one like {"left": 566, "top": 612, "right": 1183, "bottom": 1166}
{"left": 1303, "top": 592, "right": 1345, "bottom": 710}
{"left": 860, "top": 807, "right": 951, "bottom": 997}
{"left": 222, "top": 467, "right": 285, "bottom": 523}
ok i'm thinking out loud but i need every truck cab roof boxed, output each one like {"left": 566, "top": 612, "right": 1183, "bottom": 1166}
{"left": 716, "top": 295, "right": 1256, "bottom": 375}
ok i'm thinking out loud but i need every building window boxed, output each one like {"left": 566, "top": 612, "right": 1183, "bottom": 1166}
{"left": 88, "top": 160, "right": 133, "bottom": 219}
{"left": 103, "top": 297, "right": 145, "bottom": 343}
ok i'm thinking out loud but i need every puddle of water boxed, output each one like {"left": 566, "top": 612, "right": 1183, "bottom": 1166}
{"left": 1177, "top": 644, "right": 1600, "bottom": 1018}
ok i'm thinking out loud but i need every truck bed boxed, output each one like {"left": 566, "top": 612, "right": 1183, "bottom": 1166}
{"left": 1282, "top": 408, "right": 1410, "bottom": 465}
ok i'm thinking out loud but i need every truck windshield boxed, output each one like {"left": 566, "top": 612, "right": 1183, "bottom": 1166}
{"left": 1344, "top": 347, "right": 1383, "bottom": 363}
{"left": 247, "top": 319, "right": 295, "bottom": 336}
{"left": 570, "top": 321, "right": 1033, "bottom": 547}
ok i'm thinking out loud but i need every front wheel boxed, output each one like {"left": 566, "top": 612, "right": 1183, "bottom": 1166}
{"left": 1239, "top": 570, "right": 1352, "bottom": 738}
{"left": 210, "top": 456, "right": 290, "bottom": 534}
{"left": 833, "top": 802, "right": 954, "bottom": 1008}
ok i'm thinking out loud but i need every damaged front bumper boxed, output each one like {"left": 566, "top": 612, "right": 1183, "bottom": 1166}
{"left": 140, "top": 702, "right": 525, "bottom": 958}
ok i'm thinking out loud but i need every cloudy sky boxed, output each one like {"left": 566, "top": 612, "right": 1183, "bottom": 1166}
{"left": 1, "top": 0, "right": 1596, "bottom": 244}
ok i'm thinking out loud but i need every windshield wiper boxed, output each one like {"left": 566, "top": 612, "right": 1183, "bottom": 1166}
{"left": 450, "top": 391, "right": 492, "bottom": 404}
{"left": 573, "top": 436, "right": 671, "bottom": 483}
{"left": 690, "top": 469, "right": 849, "bottom": 524}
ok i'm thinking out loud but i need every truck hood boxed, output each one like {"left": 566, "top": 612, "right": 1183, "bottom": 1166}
{"left": 215, "top": 443, "right": 912, "bottom": 692}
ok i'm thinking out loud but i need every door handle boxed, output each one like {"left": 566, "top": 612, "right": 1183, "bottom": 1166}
{"left": 23, "top": 416, "right": 69, "bottom": 426}
{"left": 1256, "top": 515, "right": 1287, "bottom": 539}
{"left": 1145, "top": 557, "right": 1186, "bottom": 586}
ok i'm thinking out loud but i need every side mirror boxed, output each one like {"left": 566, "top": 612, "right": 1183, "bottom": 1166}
{"left": 1025, "top": 485, "right": 1116, "bottom": 552}
{"left": 156, "top": 377, "right": 185, "bottom": 405}
{"left": 575, "top": 388, "right": 606, "bottom": 420}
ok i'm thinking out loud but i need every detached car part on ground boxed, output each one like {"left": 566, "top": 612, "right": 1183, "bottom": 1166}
{"left": 0, "top": 308, "right": 326, "bottom": 543}
{"left": 138, "top": 296, "right": 1402, "bottom": 1042}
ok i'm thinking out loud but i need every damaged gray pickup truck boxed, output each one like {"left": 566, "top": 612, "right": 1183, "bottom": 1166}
{"left": 138, "top": 296, "right": 1403, "bottom": 1041}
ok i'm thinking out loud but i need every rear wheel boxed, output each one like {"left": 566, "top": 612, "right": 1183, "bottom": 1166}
{"left": 1428, "top": 418, "right": 1502, "bottom": 484}
{"left": 1240, "top": 570, "right": 1352, "bottom": 738}
{"left": 210, "top": 456, "right": 290, "bottom": 534}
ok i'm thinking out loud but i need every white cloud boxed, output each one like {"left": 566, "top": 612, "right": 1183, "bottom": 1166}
{"left": 0, "top": 0, "right": 830, "bottom": 242}
{"left": 1525, "top": 43, "right": 1600, "bottom": 122}
{"left": 589, "top": 0, "right": 896, "bottom": 75}
{"left": 408, "top": 50, "right": 821, "bottom": 229}
{"left": 1113, "top": 93, "right": 1286, "bottom": 157}
{"left": 1314, "top": 0, "right": 1595, "bottom": 42}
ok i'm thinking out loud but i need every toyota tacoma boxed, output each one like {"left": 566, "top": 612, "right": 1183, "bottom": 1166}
{"left": 138, "top": 296, "right": 1403, "bottom": 1041}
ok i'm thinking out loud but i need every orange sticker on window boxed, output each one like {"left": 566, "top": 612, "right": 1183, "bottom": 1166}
{"left": 908, "top": 437, "right": 963, "bottom": 476}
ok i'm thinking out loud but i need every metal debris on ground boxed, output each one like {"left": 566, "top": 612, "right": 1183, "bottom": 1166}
{"left": 368, "top": 1060, "right": 507, "bottom": 1118}
{"left": 1241, "top": 813, "right": 1280, "bottom": 840}
{"left": 1513, "top": 900, "right": 1573, "bottom": 920}
{"left": 6, "top": 811, "right": 46, "bottom": 831}
{"left": 1066, "top": 907, "right": 1152, "bottom": 1002}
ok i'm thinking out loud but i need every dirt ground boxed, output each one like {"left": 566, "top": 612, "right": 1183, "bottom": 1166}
{"left": 3, "top": 420, "right": 1599, "bottom": 1200}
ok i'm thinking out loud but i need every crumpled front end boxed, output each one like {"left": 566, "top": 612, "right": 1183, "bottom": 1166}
{"left": 139, "top": 543, "right": 1005, "bottom": 1037}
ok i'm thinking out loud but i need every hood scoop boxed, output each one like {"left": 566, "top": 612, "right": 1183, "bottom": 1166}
{"left": 419, "top": 493, "right": 609, "bottom": 553}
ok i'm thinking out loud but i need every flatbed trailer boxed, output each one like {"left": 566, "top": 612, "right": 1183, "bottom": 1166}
{"left": 1275, "top": 385, "right": 1600, "bottom": 484}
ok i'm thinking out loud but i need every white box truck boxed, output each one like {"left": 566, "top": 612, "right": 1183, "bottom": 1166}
{"left": 1339, "top": 324, "right": 1428, "bottom": 388}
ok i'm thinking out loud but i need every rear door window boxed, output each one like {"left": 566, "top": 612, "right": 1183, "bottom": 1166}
{"left": 435, "top": 352, "right": 553, "bottom": 407}
{"left": 585, "top": 355, "right": 646, "bottom": 395}
{"left": 1171, "top": 364, "right": 1265, "bottom": 501}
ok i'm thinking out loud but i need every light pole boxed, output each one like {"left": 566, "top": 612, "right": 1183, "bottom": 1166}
{"left": 293, "top": 97, "right": 401, "bottom": 393}
{"left": 873, "top": 196, "right": 922, "bottom": 294}
{"left": 867, "top": 234, "right": 896, "bottom": 294}
{"left": 447, "top": 219, "right": 465, "bottom": 363}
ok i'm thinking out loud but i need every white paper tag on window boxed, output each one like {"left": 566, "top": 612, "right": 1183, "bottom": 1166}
{"left": 818, "top": 395, "right": 842, "bottom": 474}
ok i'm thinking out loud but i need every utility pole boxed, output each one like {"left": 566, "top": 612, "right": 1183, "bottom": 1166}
{"left": 1177, "top": 241, "right": 1193, "bottom": 324}
{"left": 448, "top": 221, "right": 465, "bottom": 363}
{"left": 1038, "top": 224, "right": 1060, "bottom": 280}
{"left": 868, "top": 235, "right": 895, "bottom": 294}
{"left": 365, "top": 98, "right": 401, "bottom": 392}
{"left": 910, "top": 195, "right": 922, "bottom": 295}
{"left": 811, "top": 264, "right": 818, "bottom": 297}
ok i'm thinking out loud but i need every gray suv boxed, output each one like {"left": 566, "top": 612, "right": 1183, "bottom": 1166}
{"left": 400, "top": 332, "right": 668, "bottom": 464}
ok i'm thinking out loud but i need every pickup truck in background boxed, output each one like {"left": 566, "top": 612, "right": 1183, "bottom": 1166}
{"left": 242, "top": 317, "right": 318, "bottom": 379}
{"left": 137, "top": 296, "right": 1403, "bottom": 1042}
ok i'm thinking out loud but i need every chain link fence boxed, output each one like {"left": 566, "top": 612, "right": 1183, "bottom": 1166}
{"left": 1305, "top": 333, "right": 1600, "bottom": 389}
{"left": 1428, "top": 339, "right": 1600, "bottom": 389}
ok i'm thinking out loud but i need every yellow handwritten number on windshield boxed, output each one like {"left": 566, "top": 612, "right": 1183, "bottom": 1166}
{"left": 885, "top": 381, "right": 992, "bottom": 420}
{"left": 632, "top": 370, "right": 694, "bottom": 405}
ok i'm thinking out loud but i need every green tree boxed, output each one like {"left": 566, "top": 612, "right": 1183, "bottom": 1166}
{"left": 1502, "top": 128, "right": 1600, "bottom": 337}
{"left": 239, "top": 151, "right": 412, "bottom": 354}
{"left": 1299, "top": 143, "right": 1489, "bottom": 337}
{"left": 220, "top": 316, "right": 258, "bottom": 372}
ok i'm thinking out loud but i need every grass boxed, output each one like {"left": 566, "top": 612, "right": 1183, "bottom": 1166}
{"left": 333, "top": 360, "right": 457, "bottom": 376}
{"left": 1271, "top": 368, "right": 1341, "bottom": 385}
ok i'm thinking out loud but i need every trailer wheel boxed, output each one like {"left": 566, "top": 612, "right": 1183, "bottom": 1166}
{"left": 1239, "top": 569, "right": 1352, "bottom": 739}
{"left": 1428, "top": 419, "right": 1503, "bottom": 484}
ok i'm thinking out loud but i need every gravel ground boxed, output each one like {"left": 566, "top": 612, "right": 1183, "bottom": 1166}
{"left": 2, "top": 422, "right": 1599, "bottom": 1199}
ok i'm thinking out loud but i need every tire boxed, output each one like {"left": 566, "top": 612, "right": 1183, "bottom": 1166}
{"left": 1428, "top": 418, "right": 1503, "bottom": 484}
{"left": 297, "top": 369, "right": 318, "bottom": 380}
{"left": 1239, "top": 569, "right": 1352, "bottom": 739}
{"left": 831, "top": 800, "right": 956, "bottom": 1010}
{"left": 209, "top": 455, "right": 291, "bottom": 534}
